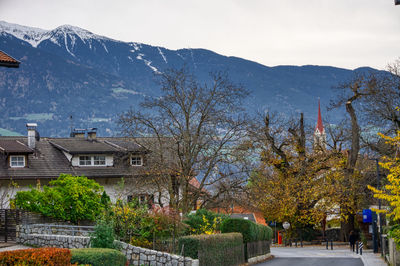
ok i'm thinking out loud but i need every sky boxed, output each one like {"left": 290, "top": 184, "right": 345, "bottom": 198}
{"left": 0, "top": 0, "right": 399, "bottom": 70}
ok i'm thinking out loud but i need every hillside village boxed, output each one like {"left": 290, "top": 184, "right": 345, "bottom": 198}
{"left": 0, "top": 2, "right": 399, "bottom": 265}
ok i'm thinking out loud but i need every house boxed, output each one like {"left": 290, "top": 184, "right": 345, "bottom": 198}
{"left": 0, "top": 123, "right": 183, "bottom": 208}
{"left": 212, "top": 202, "right": 267, "bottom": 226}
{"left": 0, "top": 50, "right": 20, "bottom": 68}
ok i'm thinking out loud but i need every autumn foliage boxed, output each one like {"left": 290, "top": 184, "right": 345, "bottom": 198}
{"left": 0, "top": 247, "right": 71, "bottom": 266}
{"left": 368, "top": 131, "right": 400, "bottom": 220}
{"left": 248, "top": 113, "right": 341, "bottom": 230}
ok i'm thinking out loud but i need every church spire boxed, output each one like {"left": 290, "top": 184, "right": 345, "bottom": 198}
{"left": 315, "top": 99, "right": 324, "bottom": 134}
{"left": 314, "top": 99, "right": 326, "bottom": 151}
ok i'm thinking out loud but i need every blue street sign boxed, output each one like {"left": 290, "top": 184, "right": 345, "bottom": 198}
{"left": 363, "top": 209, "right": 372, "bottom": 223}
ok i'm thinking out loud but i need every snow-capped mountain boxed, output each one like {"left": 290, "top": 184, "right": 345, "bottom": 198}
{"left": 0, "top": 21, "right": 374, "bottom": 137}
{"left": 0, "top": 21, "right": 110, "bottom": 48}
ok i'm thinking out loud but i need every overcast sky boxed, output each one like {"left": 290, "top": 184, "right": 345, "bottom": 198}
{"left": 0, "top": 0, "right": 399, "bottom": 70}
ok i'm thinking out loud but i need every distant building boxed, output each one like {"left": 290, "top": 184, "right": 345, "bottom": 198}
{"left": 0, "top": 50, "right": 20, "bottom": 68}
{"left": 313, "top": 99, "right": 327, "bottom": 151}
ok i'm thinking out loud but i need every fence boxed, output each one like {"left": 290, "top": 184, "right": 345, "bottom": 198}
{"left": 0, "top": 209, "right": 64, "bottom": 242}
{"left": 16, "top": 224, "right": 199, "bottom": 266}
{"left": 21, "top": 223, "right": 94, "bottom": 236}
{"left": 153, "top": 237, "right": 179, "bottom": 254}
{"left": 0, "top": 209, "right": 91, "bottom": 242}
{"left": 246, "top": 240, "right": 271, "bottom": 259}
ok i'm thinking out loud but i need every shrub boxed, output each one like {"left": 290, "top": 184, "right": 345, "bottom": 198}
{"left": 90, "top": 220, "right": 116, "bottom": 249}
{"left": 220, "top": 218, "right": 256, "bottom": 242}
{"left": 0, "top": 247, "right": 71, "bottom": 266}
{"left": 183, "top": 209, "right": 228, "bottom": 235}
{"left": 390, "top": 229, "right": 400, "bottom": 249}
{"left": 71, "top": 248, "right": 127, "bottom": 266}
{"left": 15, "top": 174, "right": 107, "bottom": 223}
{"left": 130, "top": 236, "right": 152, "bottom": 249}
{"left": 220, "top": 218, "right": 272, "bottom": 243}
{"left": 178, "top": 235, "right": 201, "bottom": 259}
{"left": 101, "top": 200, "right": 186, "bottom": 248}
{"left": 179, "top": 232, "right": 244, "bottom": 266}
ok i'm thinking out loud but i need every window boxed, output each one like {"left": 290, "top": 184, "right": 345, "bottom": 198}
{"left": 131, "top": 155, "right": 143, "bottom": 166}
{"left": 93, "top": 156, "right": 106, "bottom": 165}
{"left": 128, "top": 194, "right": 154, "bottom": 208}
{"left": 10, "top": 156, "right": 25, "bottom": 168}
{"left": 79, "top": 156, "right": 91, "bottom": 166}
{"left": 79, "top": 155, "right": 106, "bottom": 166}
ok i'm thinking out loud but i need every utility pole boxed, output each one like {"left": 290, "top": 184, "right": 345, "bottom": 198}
{"left": 370, "top": 158, "right": 383, "bottom": 254}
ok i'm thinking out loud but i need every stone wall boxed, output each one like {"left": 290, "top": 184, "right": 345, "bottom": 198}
{"left": 115, "top": 240, "right": 198, "bottom": 266}
{"left": 16, "top": 224, "right": 198, "bottom": 266}
{"left": 19, "top": 223, "right": 94, "bottom": 236}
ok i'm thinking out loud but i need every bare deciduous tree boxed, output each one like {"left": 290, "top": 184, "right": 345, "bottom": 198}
{"left": 119, "top": 67, "right": 249, "bottom": 213}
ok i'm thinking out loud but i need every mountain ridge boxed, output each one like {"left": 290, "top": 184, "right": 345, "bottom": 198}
{"left": 0, "top": 21, "right": 374, "bottom": 137}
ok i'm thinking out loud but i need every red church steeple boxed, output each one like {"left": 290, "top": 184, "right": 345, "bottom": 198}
{"left": 315, "top": 99, "right": 324, "bottom": 134}
{"left": 314, "top": 99, "right": 326, "bottom": 151}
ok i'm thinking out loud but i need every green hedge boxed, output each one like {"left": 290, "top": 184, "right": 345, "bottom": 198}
{"left": 179, "top": 233, "right": 244, "bottom": 266}
{"left": 70, "top": 248, "right": 127, "bottom": 266}
{"left": 220, "top": 218, "right": 272, "bottom": 243}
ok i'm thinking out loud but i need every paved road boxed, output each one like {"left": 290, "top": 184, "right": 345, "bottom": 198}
{"left": 256, "top": 257, "right": 363, "bottom": 266}
{"left": 254, "top": 246, "right": 386, "bottom": 266}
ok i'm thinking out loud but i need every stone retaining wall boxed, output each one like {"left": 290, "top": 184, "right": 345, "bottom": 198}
{"left": 115, "top": 240, "right": 198, "bottom": 266}
{"left": 16, "top": 224, "right": 198, "bottom": 266}
{"left": 19, "top": 223, "right": 94, "bottom": 236}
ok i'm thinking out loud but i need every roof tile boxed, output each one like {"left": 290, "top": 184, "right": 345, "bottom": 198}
{"left": 0, "top": 50, "right": 20, "bottom": 68}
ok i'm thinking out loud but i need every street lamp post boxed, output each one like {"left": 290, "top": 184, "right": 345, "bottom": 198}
{"left": 283, "top": 222, "right": 290, "bottom": 246}
{"left": 371, "top": 158, "right": 383, "bottom": 254}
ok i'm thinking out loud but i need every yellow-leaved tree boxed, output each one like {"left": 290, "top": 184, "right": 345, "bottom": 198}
{"left": 368, "top": 131, "right": 400, "bottom": 220}
{"left": 248, "top": 113, "right": 341, "bottom": 237}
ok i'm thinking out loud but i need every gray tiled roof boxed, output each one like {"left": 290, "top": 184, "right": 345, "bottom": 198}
{"left": 229, "top": 213, "right": 257, "bottom": 223}
{"left": 103, "top": 138, "right": 145, "bottom": 152}
{"left": 0, "top": 136, "right": 151, "bottom": 180}
{"left": 49, "top": 138, "right": 120, "bottom": 154}
{"left": 0, "top": 137, "right": 73, "bottom": 179}
{"left": 0, "top": 140, "right": 33, "bottom": 154}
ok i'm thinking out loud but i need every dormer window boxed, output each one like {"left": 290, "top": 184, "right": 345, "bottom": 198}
{"left": 10, "top": 155, "right": 25, "bottom": 168}
{"left": 131, "top": 155, "right": 143, "bottom": 166}
{"left": 79, "top": 155, "right": 106, "bottom": 166}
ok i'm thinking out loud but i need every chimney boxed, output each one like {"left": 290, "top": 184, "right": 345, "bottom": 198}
{"left": 71, "top": 129, "right": 86, "bottom": 138}
{"left": 26, "top": 123, "right": 38, "bottom": 149}
{"left": 87, "top": 128, "right": 97, "bottom": 140}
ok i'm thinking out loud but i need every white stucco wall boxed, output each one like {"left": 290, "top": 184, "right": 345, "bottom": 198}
{"left": 71, "top": 154, "right": 113, "bottom": 167}
{"left": 0, "top": 179, "right": 52, "bottom": 209}
{"left": 94, "top": 177, "right": 170, "bottom": 207}
{"left": 0, "top": 176, "right": 171, "bottom": 210}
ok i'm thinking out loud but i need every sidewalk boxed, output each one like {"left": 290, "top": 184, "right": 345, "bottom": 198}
{"left": 271, "top": 246, "right": 387, "bottom": 266}
{"left": 359, "top": 249, "right": 387, "bottom": 266}
{"left": 0, "top": 242, "right": 33, "bottom": 252}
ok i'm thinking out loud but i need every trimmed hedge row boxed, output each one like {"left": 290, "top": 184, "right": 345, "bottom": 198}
{"left": 71, "top": 248, "right": 127, "bottom": 266}
{"left": 0, "top": 247, "right": 71, "bottom": 266}
{"left": 220, "top": 218, "right": 273, "bottom": 243}
{"left": 179, "top": 232, "right": 244, "bottom": 266}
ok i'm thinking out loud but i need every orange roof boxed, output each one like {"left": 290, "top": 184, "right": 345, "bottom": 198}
{"left": 189, "top": 177, "right": 209, "bottom": 194}
{"left": 212, "top": 205, "right": 267, "bottom": 226}
{"left": 0, "top": 50, "right": 20, "bottom": 68}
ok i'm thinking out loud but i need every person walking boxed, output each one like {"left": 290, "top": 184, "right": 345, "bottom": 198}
{"left": 349, "top": 230, "right": 357, "bottom": 252}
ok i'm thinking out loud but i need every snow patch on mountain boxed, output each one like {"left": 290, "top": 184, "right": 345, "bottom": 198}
{"left": 158, "top": 47, "right": 168, "bottom": 64}
{"left": 129, "top": 42, "right": 141, "bottom": 51}
{"left": 136, "top": 53, "right": 160, "bottom": 73}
